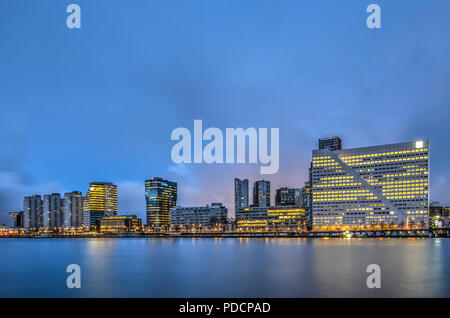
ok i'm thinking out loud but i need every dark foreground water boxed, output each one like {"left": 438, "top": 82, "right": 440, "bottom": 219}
{"left": 0, "top": 237, "right": 449, "bottom": 297}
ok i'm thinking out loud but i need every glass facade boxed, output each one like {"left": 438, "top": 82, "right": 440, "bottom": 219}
{"left": 312, "top": 140, "right": 429, "bottom": 231}
{"left": 145, "top": 177, "right": 177, "bottom": 229}
{"left": 83, "top": 182, "right": 117, "bottom": 227}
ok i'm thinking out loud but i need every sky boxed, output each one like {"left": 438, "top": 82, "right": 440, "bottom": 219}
{"left": 1, "top": 0, "right": 450, "bottom": 225}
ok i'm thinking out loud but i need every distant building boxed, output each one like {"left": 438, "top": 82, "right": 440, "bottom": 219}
{"left": 253, "top": 180, "right": 270, "bottom": 207}
{"left": 145, "top": 177, "right": 177, "bottom": 229}
{"left": 234, "top": 178, "right": 249, "bottom": 214}
{"left": 64, "top": 191, "right": 83, "bottom": 228}
{"left": 24, "top": 195, "right": 43, "bottom": 230}
{"left": 83, "top": 182, "right": 117, "bottom": 228}
{"left": 43, "top": 193, "right": 63, "bottom": 229}
{"left": 275, "top": 188, "right": 301, "bottom": 206}
{"left": 429, "top": 202, "right": 450, "bottom": 229}
{"left": 312, "top": 140, "right": 429, "bottom": 231}
{"left": 170, "top": 203, "right": 228, "bottom": 230}
{"left": 9, "top": 211, "right": 24, "bottom": 228}
{"left": 99, "top": 215, "right": 142, "bottom": 233}
{"left": 318, "top": 136, "right": 342, "bottom": 151}
{"left": 236, "top": 205, "right": 306, "bottom": 231}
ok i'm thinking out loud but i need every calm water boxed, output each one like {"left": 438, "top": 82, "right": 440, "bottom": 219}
{"left": 0, "top": 237, "right": 449, "bottom": 297}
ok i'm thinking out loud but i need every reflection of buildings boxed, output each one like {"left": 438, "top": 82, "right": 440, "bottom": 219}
{"left": 145, "top": 177, "right": 177, "bottom": 229}
{"left": 236, "top": 206, "right": 306, "bottom": 231}
{"left": 253, "top": 180, "right": 270, "bottom": 207}
{"left": 312, "top": 140, "right": 429, "bottom": 231}
{"left": 99, "top": 215, "right": 142, "bottom": 233}
{"left": 9, "top": 211, "right": 24, "bottom": 228}
{"left": 170, "top": 203, "right": 228, "bottom": 230}
{"left": 83, "top": 182, "right": 117, "bottom": 228}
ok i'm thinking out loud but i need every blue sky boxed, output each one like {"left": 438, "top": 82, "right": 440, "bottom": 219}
{"left": 1, "top": 0, "right": 450, "bottom": 224}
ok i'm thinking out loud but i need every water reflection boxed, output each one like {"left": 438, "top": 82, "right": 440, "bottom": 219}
{"left": 0, "top": 238, "right": 449, "bottom": 297}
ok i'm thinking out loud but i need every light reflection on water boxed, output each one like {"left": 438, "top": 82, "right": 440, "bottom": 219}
{"left": 0, "top": 238, "right": 448, "bottom": 297}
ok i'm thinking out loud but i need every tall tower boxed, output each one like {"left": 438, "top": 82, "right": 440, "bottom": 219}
{"left": 83, "top": 182, "right": 117, "bottom": 227}
{"left": 42, "top": 193, "right": 63, "bottom": 229}
{"left": 234, "top": 178, "right": 249, "bottom": 214}
{"left": 145, "top": 177, "right": 177, "bottom": 229}
{"left": 64, "top": 191, "right": 84, "bottom": 228}
{"left": 24, "top": 195, "right": 43, "bottom": 230}
{"left": 253, "top": 180, "right": 271, "bottom": 207}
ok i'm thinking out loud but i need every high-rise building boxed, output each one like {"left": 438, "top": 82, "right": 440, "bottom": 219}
{"left": 311, "top": 140, "right": 429, "bottom": 231}
{"left": 170, "top": 203, "right": 228, "bottom": 229}
{"left": 24, "top": 195, "right": 43, "bottom": 230}
{"left": 275, "top": 188, "right": 301, "bottom": 206}
{"left": 253, "top": 180, "right": 270, "bottom": 207}
{"left": 319, "top": 136, "right": 342, "bottom": 151}
{"left": 234, "top": 178, "right": 249, "bottom": 214}
{"left": 43, "top": 193, "right": 63, "bottom": 229}
{"left": 83, "top": 182, "right": 117, "bottom": 227}
{"left": 145, "top": 177, "right": 177, "bottom": 229}
{"left": 9, "top": 211, "right": 24, "bottom": 228}
{"left": 64, "top": 191, "right": 84, "bottom": 228}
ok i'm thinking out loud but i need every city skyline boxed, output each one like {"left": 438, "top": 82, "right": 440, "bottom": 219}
{"left": 2, "top": 1, "right": 450, "bottom": 226}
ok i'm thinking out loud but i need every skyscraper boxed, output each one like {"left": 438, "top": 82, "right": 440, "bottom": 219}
{"left": 311, "top": 140, "right": 429, "bottom": 231}
{"left": 9, "top": 211, "right": 24, "bottom": 228}
{"left": 318, "top": 136, "right": 342, "bottom": 151}
{"left": 83, "top": 182, "right": 117, "bottom": 227}
{"left": 64, "top": 191, "right": 84, "bottom": 228}
{"left": 24, "top": 195, "right": 43, "bottom": 230}
{"left": 43, "top": 193, "right": 63, "bottom": 229}
{"left": 275, "top": 188, "right": 301, "bottom": 206}
{"left": 145, "top": 177, "right": 177, "bottom": 229}
{"left": 253, "top": 180, "right": 270, "bottom": 207}
{"left": 234, "top": 178, "right": 249, "bottom": 214}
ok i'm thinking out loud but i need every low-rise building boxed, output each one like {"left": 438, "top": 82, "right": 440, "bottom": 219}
{"left": 236, "top": 205, "right": 306, "bottom": 231}
{"left": 170, "top": 203, "right": 228, "bottom": 230}
{"left": 99, "top": 215, "right": 142, "bottom": 233}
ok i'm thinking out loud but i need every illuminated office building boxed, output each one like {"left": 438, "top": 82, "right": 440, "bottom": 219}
{"left": 24, "top": 195, "right": 43, "bottom": 230}
{"left": 253, "top": 180, "right": 270, "bottom": 207}
{"left": 63, "top": 191, "right": 83, "bottom": 228}
{"left": 234, "top": 178, "right": 249, "bottom": 214}
{"left": 145, "top": 177, "right": 177, "bottom": 229}
{"left": 83, "top": 182, "right": 117, "bottom": 227}
{"left": 99, "top": 215, "right": 142, "bottom": 233}
{"left": 43, "top": 193, "right": 63, "bottom": 229}
{"left": 236, "top": 206, "right": 306, "bottom": 231}
{"left": 312, "top": 140, "right": 429, "bottom": 231}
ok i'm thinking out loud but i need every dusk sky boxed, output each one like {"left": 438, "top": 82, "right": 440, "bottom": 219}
{"left": 1, "top": 0, "right": 450, "bottom": 225}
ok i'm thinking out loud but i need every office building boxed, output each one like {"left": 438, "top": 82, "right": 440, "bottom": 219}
{"left": 275, "top": 187, "right": 301, "bottom": 206}
{"left": 43, "top": 193, "right": 63, "bottom": 229}
{"left": 170, "top": 203, "right": 228, "bottom": 230}
{"left": 234, "top": 178, "right": 249, "bottom": 214}
{"left": 236, "top": 205, "right": 306, "bottom": 231}
{"left": 99, "top": 215, "right": 142, "bottom": 233}
{"left": 24, "top": 195, "right": 43, "bottom": 230}
{"left": 311, "top": 140, "right": 429, "bottom": 231}
{"left": 63, "top": 191, "right": 84, "bottom": 228}
{"left": 145, "top": 177, "right": 177, "bottom": 229}
{"left": 83, "top": 182, "right": 117, "bottom": 227}
{"left": 253, "top": 180, "right": 270, "bottom": 207}
{"left": 9, "top": 211, "right": 24, "bottom": 228}
{"left": 319, "top": 136, "right": 342, "bottom": 151}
